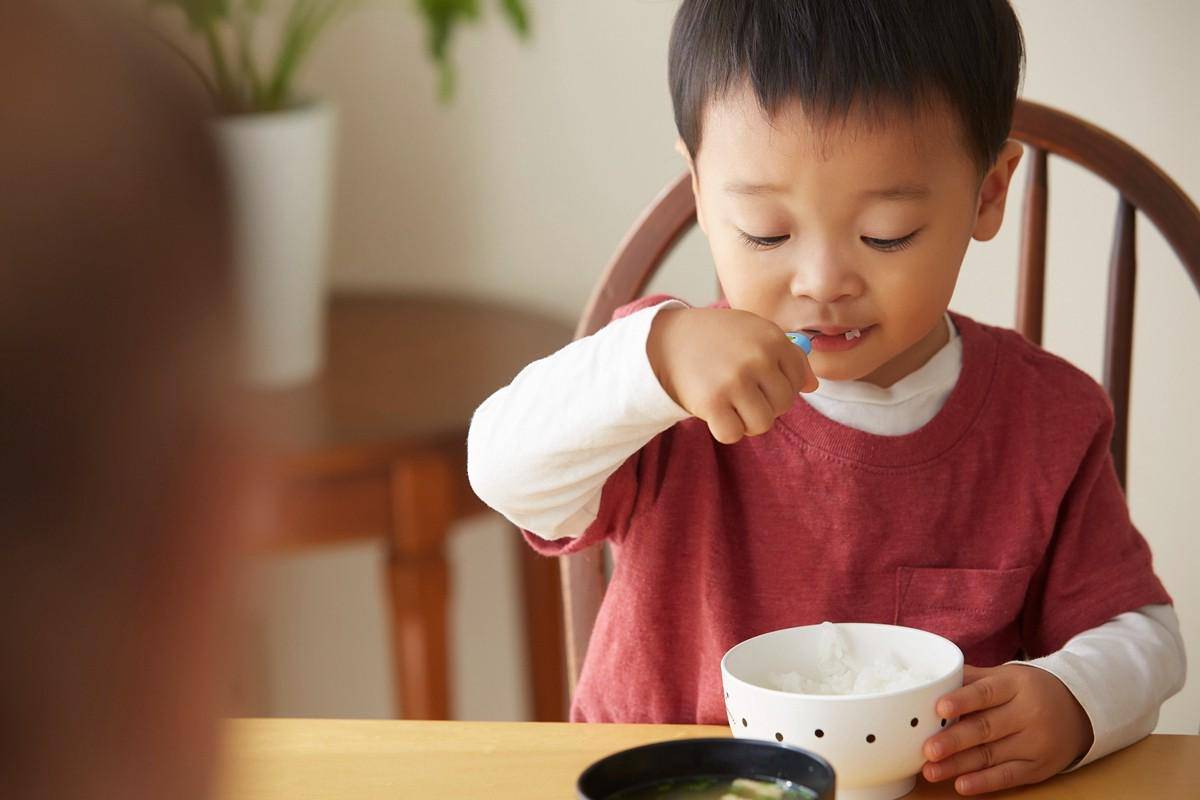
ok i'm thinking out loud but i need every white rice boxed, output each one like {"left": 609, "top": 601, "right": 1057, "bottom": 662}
{"left": 769, "top": 621, "right": 928, "bottom": 695}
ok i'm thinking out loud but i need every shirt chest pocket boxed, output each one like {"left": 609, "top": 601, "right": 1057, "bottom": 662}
{"left": 894, "top": 566, "right": 1035, "bottom": 663}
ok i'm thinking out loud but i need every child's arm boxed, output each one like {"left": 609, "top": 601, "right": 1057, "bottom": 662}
{"left": 467, "top": 300, "right": 691, "bottom": 540}
{"left": 921, "top": 603, "right": 1186, "bottom": 796}
{"left": 468, "top": 298, "right": 817, "bottom": 540}
{"left": 920, "top": 378, "right": 1181, "bottom": 796}
{"left": 1029, "top": 603, "right": 1185, "bottom": 769}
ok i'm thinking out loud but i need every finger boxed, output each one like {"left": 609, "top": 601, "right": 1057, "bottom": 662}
{"left": 706, "top": 404, "right": 745, "bottom": 444}
{"left": 962, "top": 665, "right": 993, "bottom": 684}
{"left": 776, "top": 354, "right": 810, "bottom": 396}
{"left": 953, "top": 759, "right": 1040, "bottom": 796}
{"left": 778, "top": 341, "right": 818, "bottom": 393}
{"left": 924, "top": 706, "right": 1022, "bottom": 762}
{"left": 923, "top": 732, "right": 1025, "bottom": 782}
{"left": 732, "top": 386, "right": 777, "bottom": 437}
{"left": 758, "top": 372, "right": 797, "bottom": 417}
{"left": 936, "top": 672, "right": 1018, "bottom": 719}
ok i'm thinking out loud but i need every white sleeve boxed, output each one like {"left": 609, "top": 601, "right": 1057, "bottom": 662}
{"left": 466, "top": 300, "right": 691, "bottom": 540}
{"left": 1010, "top": 603, "right": 1186, "bottom": 770}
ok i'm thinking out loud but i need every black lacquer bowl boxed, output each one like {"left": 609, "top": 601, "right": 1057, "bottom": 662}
{"left": 577, "top": 737, "right": 836, "bottom": 799}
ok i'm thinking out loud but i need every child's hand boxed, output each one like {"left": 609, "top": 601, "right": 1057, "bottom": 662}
{"left": 647, "top": 307, "right": 818, "bottom": 444}
{"left": 921, "top": 664, "right": 1093, "bottom": 796}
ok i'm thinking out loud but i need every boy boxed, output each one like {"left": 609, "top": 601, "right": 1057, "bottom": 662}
{"left": 468, "top": 1, "right": 1185, "bottom": 795}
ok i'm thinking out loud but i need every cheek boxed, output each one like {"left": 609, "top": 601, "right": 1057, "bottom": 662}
{"left": 713, "top": 247, "right": 784, "bottom": 309}
{"left": 872, "top": 243, "right": 963, "bottom": 323}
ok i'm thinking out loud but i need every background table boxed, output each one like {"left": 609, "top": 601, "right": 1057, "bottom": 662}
{"left": 217, "top": 718, "right": 1199, "bottom": 799}
{"left": 253, "top": 292, "right": 573, "bottom": 720}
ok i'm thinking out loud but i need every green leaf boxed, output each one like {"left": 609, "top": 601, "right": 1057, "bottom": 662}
{"left": 150, "top": 0, "right": 231, "bottom": 30}
{"left": 416, "top": 0, "right": 480, "bottom": 62}
{"left": 149, "top": 0, "right": 530, "bottom": 111}
{"left": 414, "top": 0, "right": 530, "bottom": 101}
{"left": 498, "top": 0, "right": 529, "bottom": 37}
{"left": 262, "top": 0, "right": 348, "bottom": 110}
{"left": 233, "top": 0, "right": 266, "bottom": 107}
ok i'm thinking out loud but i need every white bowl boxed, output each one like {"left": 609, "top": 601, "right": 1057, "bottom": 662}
{"left": 721, "top": 623, "right": 963, "bottom": 800}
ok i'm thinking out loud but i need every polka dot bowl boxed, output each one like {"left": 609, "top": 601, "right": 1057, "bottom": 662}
{"left": 721, "top": 623, "right": 963, "bottom": 800}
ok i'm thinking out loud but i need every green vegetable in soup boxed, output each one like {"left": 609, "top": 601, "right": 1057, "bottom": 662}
{"left": 607, "top": 775, "right": 817, "bottom": 800}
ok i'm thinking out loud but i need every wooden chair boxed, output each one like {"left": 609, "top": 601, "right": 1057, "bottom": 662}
{"left": 558, "top": 98, "right": 1200, "bottom": 695}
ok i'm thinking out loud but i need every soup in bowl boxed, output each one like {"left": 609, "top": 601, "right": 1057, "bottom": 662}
{"left": 577, "top": 738, "right": 835, "bottom": 800}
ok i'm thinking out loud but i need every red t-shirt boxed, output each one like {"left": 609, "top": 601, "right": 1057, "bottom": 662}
{"left": 524, "top": 297, "right": 1171, "bottom": 724}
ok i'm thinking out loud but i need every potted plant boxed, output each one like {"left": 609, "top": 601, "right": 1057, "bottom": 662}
{"left": 149, "top": 0, "right": 530, "bottom": 385}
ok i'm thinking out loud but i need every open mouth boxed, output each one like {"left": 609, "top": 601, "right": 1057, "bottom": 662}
{"left": 802, "top": 326, "right": 867, "bottom": 342}
{"left": 798, "top": 325, "right": 875, "bottom": 353}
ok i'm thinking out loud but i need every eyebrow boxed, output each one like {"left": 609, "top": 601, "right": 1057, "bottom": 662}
{"left": 861, "top": 184, "right": 932, "bottom": 202}
{"left": 722, "top": 180, "right": 932, "bottom": 202}
{"left": 723, "top": 180, "right": 788, "bottom": 196}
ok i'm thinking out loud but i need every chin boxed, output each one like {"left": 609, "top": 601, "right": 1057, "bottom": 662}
{"left": 811, "top": 358, "right": 877, "bottom": 383}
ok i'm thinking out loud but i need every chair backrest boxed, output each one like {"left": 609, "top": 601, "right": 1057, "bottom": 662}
{"left": 558, "top": 98, "right": 1200, "bottom": 695}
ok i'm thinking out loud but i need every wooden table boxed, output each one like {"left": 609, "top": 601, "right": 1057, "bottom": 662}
{"left": 253, "top": 292, "right": 574, "bottom": 720}
{"left": 217, "top": 719, "right": 1198, "bottom": 799}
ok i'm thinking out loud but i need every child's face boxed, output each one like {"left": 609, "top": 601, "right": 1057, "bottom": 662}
{"left": 684, "top": 84, "right": 1022, "bottom": 387}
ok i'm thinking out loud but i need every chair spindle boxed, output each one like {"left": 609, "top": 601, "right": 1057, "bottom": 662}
{"left": 1018, "top": 146, "right": 1049, "bottom": 344}
{"left": 1103, "top": 196, "right": 1137, "bottom": 490}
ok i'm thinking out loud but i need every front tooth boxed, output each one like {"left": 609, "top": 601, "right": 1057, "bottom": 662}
{"left": 845, "top": 328, "right": 862, "bottom": 340}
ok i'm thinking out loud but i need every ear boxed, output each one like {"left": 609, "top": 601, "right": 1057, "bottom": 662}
{"left": 972, "top": 140, "right": 1024, "bottom": 242}
{"left": 675, "top": 137, "right": 707, "bottom": 236}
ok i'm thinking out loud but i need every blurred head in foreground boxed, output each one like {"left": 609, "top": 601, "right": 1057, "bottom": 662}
{"left": 0, "top": 2, "right": 254, "bottom": 799}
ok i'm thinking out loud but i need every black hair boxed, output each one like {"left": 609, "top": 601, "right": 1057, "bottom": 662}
{"left": 668, "top": 0, "right": 1024, "bottom": 173}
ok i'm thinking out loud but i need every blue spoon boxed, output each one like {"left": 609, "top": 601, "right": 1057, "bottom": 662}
{"left": 786, "top": 331, "right": 813, "bottom": 355}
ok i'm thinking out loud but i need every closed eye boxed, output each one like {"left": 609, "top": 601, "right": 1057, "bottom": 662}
{"left": 863, "top": 229, "right": 921, "bottom": 252}
{"left": 738, "top": 231, "right": 790, "bottom": 250}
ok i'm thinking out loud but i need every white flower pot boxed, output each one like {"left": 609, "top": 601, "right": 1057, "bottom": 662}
{"left": 213, "top": 103, "right": 336, "bottom": 386}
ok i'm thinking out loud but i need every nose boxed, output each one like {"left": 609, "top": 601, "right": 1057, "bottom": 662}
{"left": 789, "top": 246, "right": 864, "bottom": 304}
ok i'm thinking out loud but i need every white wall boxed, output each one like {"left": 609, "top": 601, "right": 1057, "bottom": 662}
{"left": 251, "top": 1, "right": 1198, "bottom": 732}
